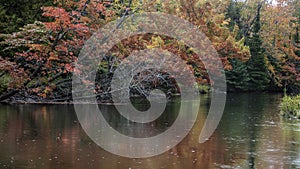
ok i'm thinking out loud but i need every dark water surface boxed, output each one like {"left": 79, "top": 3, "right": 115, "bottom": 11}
{"left": 0, "top": 93, "right": 299, "bottom": 169}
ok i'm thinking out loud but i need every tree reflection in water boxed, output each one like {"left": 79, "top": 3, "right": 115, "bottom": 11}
{"left": 0, "top": 94, "right": 299, "bottom": 168}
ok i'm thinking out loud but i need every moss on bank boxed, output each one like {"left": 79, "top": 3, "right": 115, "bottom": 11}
{"left": 280, "top": 95, "right": 300, "bottom": 119}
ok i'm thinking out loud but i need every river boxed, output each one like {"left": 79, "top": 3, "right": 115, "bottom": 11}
{"left": 0, "top": 93, "right": 299, "bottom": 168}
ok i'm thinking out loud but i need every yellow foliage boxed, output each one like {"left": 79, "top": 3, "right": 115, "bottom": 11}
{"left": 146, "top": 36, "right": 164, "bottom": 49}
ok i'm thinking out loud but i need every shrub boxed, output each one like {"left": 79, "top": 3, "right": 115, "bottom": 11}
{"left": 280, "top": 95, "right": 300, "bottom": 119}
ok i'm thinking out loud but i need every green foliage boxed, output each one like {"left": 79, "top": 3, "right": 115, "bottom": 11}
{"left": 197, "top": 84, "right": 210, "bottom": 94}
{"left": 225, "top": 0, "right": 271, "bottom": 92}
{"left": 225, "top": 0, "right": 243, "bottom": 40}
{"left": 280, "top": 95, "right": 300, "bottom": 119}
{"left": 0, "top": 73, "right": 11, "bottom": 94}
{"left": 226, "top": 59, "right": 250, "bottom": 91}
{"left": 0, "top": 0, "right": 53, "bottom": 34}
{"left": 246, "top": 5, "right": 270, "bottom": 91}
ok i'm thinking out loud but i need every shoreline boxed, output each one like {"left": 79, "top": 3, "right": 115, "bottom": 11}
{"left": 0, "top": 93, "right": 183, "bottom": 105}
{"left": 0, "top": 92, "right": 287, "bottom": 105}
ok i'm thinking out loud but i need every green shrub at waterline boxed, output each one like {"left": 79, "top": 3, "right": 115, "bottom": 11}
{"left": 280, "top": 95, "right": 300, "bottom": 119}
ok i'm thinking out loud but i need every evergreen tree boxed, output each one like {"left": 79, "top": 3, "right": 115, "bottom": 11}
{"left": 0, "top": 0, "right": 53, "bottom": 34}
{"left": 246, "top": 3, "right": 270, "bottom": 91}
{"left": 225, "top": 0, "right": 243, "bottom": 40}
{"left": 226, "top": 58, "right": 250, "bottom": 92}
{"left": 225, "top": 0, "right": 251, "bottom": 91}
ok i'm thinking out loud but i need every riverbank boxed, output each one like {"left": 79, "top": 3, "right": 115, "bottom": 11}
{"left": 0, "top": 90, "right": 287, "bottom": 105}
{"left": 280, "top": 95, "right": 300, "bottom": 119}
{"left": 0, "top": 92, "right": 184, "bottom": 105}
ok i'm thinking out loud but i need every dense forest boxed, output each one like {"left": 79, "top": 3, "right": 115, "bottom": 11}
{"left": 0, "top": 0, "right": 299, "bottom": 103}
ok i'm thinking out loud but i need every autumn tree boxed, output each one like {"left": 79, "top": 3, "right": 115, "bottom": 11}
{"left": 0, "top": 0, "right": 109, "bottom": 101}
{"left": 0, "top": 0, "right": 254, "bottom": 102}
{"left": 260, "top": 0, "right": 300, "bottom": 92}
{"left": 1, "top": 0, "right": 299, "bottom": 102}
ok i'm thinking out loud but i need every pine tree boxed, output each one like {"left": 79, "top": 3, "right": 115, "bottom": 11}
{"left": 246, "top": 2, "right": 270, "bottom": 91}
{"left": 225, "top": 0, "right": 243, "bottom": 40}
{"left": 0, "top": 0, "right": 53, "bottom": 34}
{"left": 226, "top": 58, "right": 250, "bottom": 92}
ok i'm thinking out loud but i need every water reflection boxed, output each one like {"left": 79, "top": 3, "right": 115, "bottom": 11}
{"left": 0, "top": 93, "right": 299, "bottom": 168}
{"left": 99, "top": 100, "right": 180, "bottom": 138}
